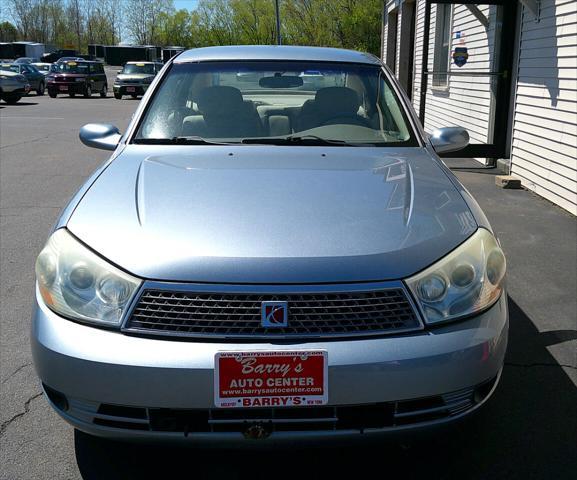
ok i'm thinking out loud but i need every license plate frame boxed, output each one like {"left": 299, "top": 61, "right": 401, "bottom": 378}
{"left": 215, "top": 351, "right": 328, "bottom": 409}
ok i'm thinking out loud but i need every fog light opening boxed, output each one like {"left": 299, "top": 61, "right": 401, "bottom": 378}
{"left": 43, "top": 384, "right": 69, "bottom": 412}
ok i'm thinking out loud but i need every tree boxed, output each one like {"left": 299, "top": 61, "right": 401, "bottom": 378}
{"left": 124, "top": 0, "right": 173, "bottom": 45}
{"left": 0, "top": 21, "right": 19, "bottom": 42}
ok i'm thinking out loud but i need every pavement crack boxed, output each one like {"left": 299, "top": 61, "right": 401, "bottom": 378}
{"left": 2, "top": 363, "right": 32, "bottom": 384}
{"left": 0, "top": 391, "right": 43, "bottom": 437}
{"left": 505, "top": 362, "right": 577, "bottom": 370}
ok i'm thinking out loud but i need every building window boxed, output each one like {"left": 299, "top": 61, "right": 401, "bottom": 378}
{"left": 433, "top": 4, "right": 452, "bottom": 87}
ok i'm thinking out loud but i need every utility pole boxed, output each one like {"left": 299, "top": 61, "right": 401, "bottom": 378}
{"left": 274, "top": 0, "right": 282, "bottom": 45}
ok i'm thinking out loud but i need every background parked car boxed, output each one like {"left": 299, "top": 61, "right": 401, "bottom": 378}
{"left": 32, "top": 62, "right": 54, "bottom": 76}
{"left": 0, "top": 69, "right": 30, "bottom": 103}
{"left": 14, "top": 57, "right": 39, "bottom": 64}
{"left": 0, "top": 63, "right": 44, "bottom": 95}
{"left": 46, "top": 60, "right": 107, "bottom": 98}
{"left": 113, "top": 61, "right": 159, "bottom": 99}
{"left": 55, "top": 57, "right": 84, "bottom": 64}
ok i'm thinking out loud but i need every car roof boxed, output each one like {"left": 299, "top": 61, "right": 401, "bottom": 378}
{"left": 174, "top": 45, "right": 381, "bottom": 65}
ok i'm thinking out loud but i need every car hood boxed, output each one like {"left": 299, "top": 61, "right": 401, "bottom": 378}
{"left": 117, "top": 73, "right": 153, "bottom": 81}
{"left": 67, "top": 146, "right": 477, "bottom": 283}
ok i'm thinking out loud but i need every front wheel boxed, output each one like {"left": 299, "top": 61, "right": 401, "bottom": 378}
{"left": 114, "top": 92, "right": 122, "bottom": 99}
{"left": 84, "top": 85, "right": 92, "bottom": 98}
{"left": 69, "top": 92, "right": 75, "bottom": 97}
{"left": 100, "top": 84, "right": 107, "bottom": 98}
{"left": 37, "top": 82, "right": 45, "bottom": 95}
{"left": 130, "top": 94, "right": 138, "bottom": 99}
{"left": 3, "top": 93, "right": 22, "bottom": 104}
{"left": 48, "top": 91, "right": 57, "bottom": 98}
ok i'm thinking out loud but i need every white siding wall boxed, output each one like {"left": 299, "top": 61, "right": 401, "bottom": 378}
{"left": 510, "top": 0, "right": 577, "bottom": 214}
{"left": 384, "top": 0, "right": 577, "bottom": 214}
{"left": 412, "top": 2, "right": 498, "bottom": 148}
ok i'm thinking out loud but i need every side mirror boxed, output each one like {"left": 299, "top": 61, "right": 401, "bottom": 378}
{"left": 79, "top": 123, "right": 121, "bottom": 151}
{"left": 430, "top": 127, "right": 469, "bottom": 154}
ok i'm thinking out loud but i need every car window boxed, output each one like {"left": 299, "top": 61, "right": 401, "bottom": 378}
{"left": 55, "top": 62, "right": 89, "bottom": 74}
{"left": 123, "top": 63, "right": 155, "bottom": 75}
{"left": 134, "top": 61, "right": 417, "bottom": 146}
{"left": 0, "top": 64, "right": 19, "bottom": 73}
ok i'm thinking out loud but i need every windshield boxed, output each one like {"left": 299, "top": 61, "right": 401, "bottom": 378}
{"left": 134, "top": 61, "right": 417, "bottom": 146}
{"left": 55, "top": 62, "right": 89, "bottom": 74}
{"left": 123, "top": 63, "right": 155, "bottom": 75}
{"left": 0, "top": 64, "right": 19, "bottom": 73}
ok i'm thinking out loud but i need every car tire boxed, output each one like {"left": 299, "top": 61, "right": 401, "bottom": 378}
{"left": 48, "top": 91, "right": 57, "bottom": 98}
{"left": 100, "top": 84, "right": 107, "bottom": 98}
{"left": 37, "top": 82, "right": 45, "bottom": 95}
{"left": 84, "top": 85, "right": 92, "bottom": 98}
{"left": 131, "top": 94, "right": 138, "bottom": 99}
{"left": 3, "top": 93, "right": 22, "bottom": 104}
{"left": 114, "top": 92, "right": 122, "bottom": 99}
{"left": 69, "top": 92, "right": 75, "bottom": 97}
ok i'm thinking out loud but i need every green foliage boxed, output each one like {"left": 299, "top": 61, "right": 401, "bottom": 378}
{"left": 5, "top": 0, "right": 383, "bottom": 56}
{"left": 0, "top": 21, "right": 19, "bottom": 42}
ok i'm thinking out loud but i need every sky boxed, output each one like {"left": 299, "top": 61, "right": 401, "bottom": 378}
{"left": 174, "top": 0, "right": 199, "bottom": 11}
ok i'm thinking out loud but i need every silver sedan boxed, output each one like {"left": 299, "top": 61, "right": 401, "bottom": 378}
{"left": 32, "top": 46, "right": 507, "bottom": 445}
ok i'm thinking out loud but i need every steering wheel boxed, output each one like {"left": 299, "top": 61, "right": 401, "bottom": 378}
{"left": 319, "top": 114, "right": 371, "bottom": 128}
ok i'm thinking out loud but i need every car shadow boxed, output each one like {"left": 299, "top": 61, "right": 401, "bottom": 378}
{"left": 75, "top": 296, "right": 577, "bottom": 480}
{"left": 56, "top": 96, "right": 112, "bottom": 100}
{"left": 1, "top": 101, "right": 39, "bottom": 106}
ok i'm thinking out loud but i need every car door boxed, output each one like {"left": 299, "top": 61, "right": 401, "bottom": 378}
{"left": 27, "top": 65, "right": 43, "bottom": 87}
{"left": 90, "top": 64, "right": 102, "bottom": 91}
{"left": 21, "top": 65, "right": 38, "bottom": 88}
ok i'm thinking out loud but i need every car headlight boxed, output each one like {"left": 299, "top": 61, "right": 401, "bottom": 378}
{"left": 35, "top": 229, "right": 141, "bottom": 327}
{"left": 406, "top": 228, "right": 505, "bottom": 325}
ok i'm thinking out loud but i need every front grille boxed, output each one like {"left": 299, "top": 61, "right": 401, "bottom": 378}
{"left": 124, "top": 288, "right": 421, "bottom": 340}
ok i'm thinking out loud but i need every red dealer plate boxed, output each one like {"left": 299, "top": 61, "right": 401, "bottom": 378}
{"left": 215, "top": 351, "right": 328, "bottom": 409}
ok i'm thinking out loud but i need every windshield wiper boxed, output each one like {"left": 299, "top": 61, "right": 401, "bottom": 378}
{"left": 133, "top": 136, "right": 239, "bottom": 145}
{"left": 241, "top": 135, "right": 358, "bottom": 146}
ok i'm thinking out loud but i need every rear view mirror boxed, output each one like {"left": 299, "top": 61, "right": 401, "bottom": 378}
{"left": 259, "top": 75, "right": 303, "bottom": 89}
{"left": 79, "top": 123, "right": 121, "bottom": 151}
{"left": 430, "top": 127, "right": 469, "bottom": 154}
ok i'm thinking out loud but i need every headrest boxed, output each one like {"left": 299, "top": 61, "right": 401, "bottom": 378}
{"left": 314, "top": 87, "right": 360, "bottom": 115}
{"left": 196, "top": 86, "right": 244, "bottom": 115}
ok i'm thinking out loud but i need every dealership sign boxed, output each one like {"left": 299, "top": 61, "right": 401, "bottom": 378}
{"left": 215, "top": 351, "right": 328, "bottom": 408}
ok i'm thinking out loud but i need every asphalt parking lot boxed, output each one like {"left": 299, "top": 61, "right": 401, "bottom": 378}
{"left": 1, "top": 87, "right": 576, "bottom": 480}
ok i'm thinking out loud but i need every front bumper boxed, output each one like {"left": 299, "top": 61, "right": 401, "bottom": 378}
{"left": 113, "top": 83, "right": 149, "bottom": 95}
{"left": 32, "top": 290, "right": 508, "bottom": 443}
{"left": 47, "top": 82, "right": 86, "bottom": 94}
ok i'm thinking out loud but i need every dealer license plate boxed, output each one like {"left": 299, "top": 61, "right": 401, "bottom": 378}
{"left": 126, "top": 86, "right": 136, "bottom": 92}
{"left": 215, "top": 351, "right": 328, "bottom": 409}
{"left": 59, "top": 85, "right": 68, "bottom": 91}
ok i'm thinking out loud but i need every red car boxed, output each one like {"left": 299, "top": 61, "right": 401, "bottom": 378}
{"left": 46, "top": 60, "right": 107, "bottom": 98}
